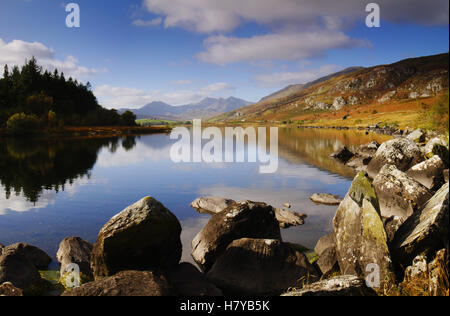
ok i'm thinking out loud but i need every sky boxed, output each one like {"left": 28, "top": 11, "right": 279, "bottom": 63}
{"left": 0, "top": 0, "right": 448, "bottom": 109}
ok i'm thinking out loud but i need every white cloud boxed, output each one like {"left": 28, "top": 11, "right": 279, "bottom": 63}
{"left": 170, "top": 79, "right": 193, "bottom": 85}
{"left": 94, "top": 82, "right": 234, "bottom": 108}
{"left": 0, "top": 38, "right": 105, "bottom": 78}
{"left": 132, "top": 17, "right": 163, "bottom": 27}
{"left": 255, "top": 65, "right": 342, "bottom": 87}
{"left": 198, "top": 31, "right": 366, "bottom": 65}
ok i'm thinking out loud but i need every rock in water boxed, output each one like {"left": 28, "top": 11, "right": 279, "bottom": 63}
{"left": 330, "top": 146, "right": 355, "bottom": 164}
{"left": 274, "top": 208, "right": 306, "bottom": 228}
{"left": 281, "top": 275, "right": 377, "bottom": 296}
{"left": 310, "top": 193, "right": 342, "bottom": 205}
{"left": 333, "top": 172, "right": 393, "bottom": 284}
{"left": 206, "top": 238, "right": 318, "bottom": 295}
{"left": 406, "top": 155, "right": 445, "bottom": 190}
{"left": 167, "top": 263, "right": 222, "bottom": 296}
{"left": 190, "top": 197, "right": 235, "bottom": 214}
{"left": 373, "top": 165, "right": 433, "bottom": 219}
{"left": 367, "top": 138, "right": 423, "bottom": 178}
{"left": 90, "top": 197, "right": 182, "bottom": 279}
{"left": 191, "top": 200, "right": 281, "bottom": 272}
{"left": 57, "top": 237, "right": 93, "bottom": 278}
{"left": 61, "top": 270, "right": 171, "bottom": 296}
{"left": 392, "top": 183, "right": 449, "bottom": 268}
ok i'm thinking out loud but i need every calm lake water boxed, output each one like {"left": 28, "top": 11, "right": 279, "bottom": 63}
{"left": 0, "top": 128, "right": 391, "bottom": 269}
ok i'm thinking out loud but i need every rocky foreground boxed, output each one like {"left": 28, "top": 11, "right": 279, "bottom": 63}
{"left": 0, "top": 129, "right": 448, "bottom": 296}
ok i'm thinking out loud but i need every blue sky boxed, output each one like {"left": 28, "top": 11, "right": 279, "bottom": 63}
{"left": 0, "top": 0, "right": 448, "bottom": 108}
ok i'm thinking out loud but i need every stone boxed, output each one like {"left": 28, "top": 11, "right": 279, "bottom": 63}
{"left": 190, "top": 197, "right": 235, "bottom": 215}
{"left": 422, "top": 138, "right": 449, "bottom": 166}
{"left": 392, "top": 183, "right": 449, "bottom": 268}
{"left": 314, "top": 233, "right": 335, "bottom": 257}
{"left": 428, "top": 248, "right": 449, "bottom": 296}
{"left": 367, "top": 138, "right": 424, "bottom": 178}
{"left": 332, "top": 96, "right": 346, "bottom": 110}
{"left": 281, "top": 275, "right": 377, "bottom": 296}
{"left": 316, "top": 246, "right": 339, "bottom": 276}
{"left": 62, "top": 270, "right": 172, "bottom": 296}
{"left": 383, "top": 216, "right": 404, "bottom": 244}
{"left": 406, "top": 129, "right": 426, "bottom": 143}
{"left": 333, "top": 172, "right": 393, "bottom": 283}
{"left": 57, "top": 237, "right": 93, "bottom": 278}
{"left": 0, "top": 282, "right": 23, "bottom": 296}
{"left": 357, "top": 141, "right": 380, "bottom": 157}
{"left": 373, "top": 165, "right": 433, "bottom": 219}
{"left": 192, "top": 200, "right": 281, "bottom": 272}
{"left": 310, "top": 193, "right": 342, "bottom": 205}
{"left": 90, "top": 197, "right": 182, "bottom": 279}
{"left": 274, "top": 208, "right": 306, "bottom": 228}
{"left": 207, "top": 238, "right": 318, "bottom": 295}
{"left": 406, "top": 155, "right": 445, "bottom": 190}
{"left": 422, "top": 137, "right": 447, "bottom": 158}
{"left": 330, "top": 146, "right": 355, "bottom": 164}
{"left": 444, "top": 169, "right": 449, "bottom": 183}
{"left": 167, "top": 263, "right": 222, "bottom": 296}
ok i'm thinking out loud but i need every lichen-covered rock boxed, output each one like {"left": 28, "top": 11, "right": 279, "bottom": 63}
{"left": 333, "top": 172, "right": 393, "bottom": 283}
{"left": 281, "top": 275, "right": 377, "bottom": 296}
{"left": 61, "top": 270, "right": 172, "bottom": 296}
{"left": 310, "top": 193, "right": 342, "bottom": 205}
{"left": 357, "top": 141, "right": 380, "bottom": 157}
{"left": 330, "top": 146, "right": 355, "bottom": 164}
{"left": 367, "top": 138, "right": 424, "bottom": 178}
{"left": 406, "top": 129, "right": 426, "bottom": 143}
{"left": 383, "top": 216, "right": 404, "bottom": 244}
{"left": 90, "top": 197, "right": 182, "bottom": 279}
{"left": 428, "top": 248, "right": 449, "bottom": 296}
{"left": 192, "top": 200, "right": 281, "bottom": 272}
{"left": 406, "top": 155, "right": 445, "bottom": 190}
{"left": 316, "top": 246, "right": 339, "bottom": 276}
{"left": 332, "top": 96, "right": 346, "bottom": 110}
{"left": 373, "top": 165, "right": 433, "bottom": 219}
{"left": 314, "top": 233, "right": 335, "bottom": 257}
{"left": 167, "top": 263, "right": 222, "bottom": 296}
{"left": 0, "top": 282, "right": 23, "bottom": 296}
{"left": 57, "top": 237, "right": 93, "bottom": 278}
{"left": 422, "top": 138, "right": 448, "bottom": 159}
{"left": 392, "top": 183, "right": 449, "bottom": 268}
{"left": 190, "top": 197, "right": 235, "bottom": 215}
{"left": 274, "top": 208, "right": 306, "bottom": 228}
{"left": 207, "top": 238, "right": 318, "bottom": 295}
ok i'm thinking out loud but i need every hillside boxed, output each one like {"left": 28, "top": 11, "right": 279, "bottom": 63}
{"left": 121, "top": 96, "right": 251, "bottom": 121}
{"left": 212, "top": 53, "right": 449, "bottom": 130}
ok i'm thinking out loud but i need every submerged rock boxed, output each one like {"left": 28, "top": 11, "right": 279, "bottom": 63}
{"left": 310, "top": 193, "right": 342, "bottom": 205}
{"left": 281, "top": 275, "right": 377, "bottom": 296}
{"left": 62, "top": 270, "right": 172, "bottom": 296}
{"left": 333, "top": 172, "right": 393, "bottom": 284}
{"left": 192, "top": 200, "right": 281, "bottom": 272}
{"left": 406, "top": 155, "right": 445, "bottom": 190}
{"left": 373, "top": 165, "right": 433, "bottom": 219}
{"left": 90, "top": 197, "right": 182, "bottom": 279}
{"left": 207, "top": 238, "right": 318, "bottom": 295}
{"left": 392, "top": 183, "right": 449, "bottom": 268}
{"left": 367, "top": 138, "right": 423, "bottom": 178}
{"left": 330, "top": 146, "right": 355, "bottom": 164}
{"left": 57, "top": 237, "right": 93, "bottom": 278}
{"left": 190, "top": 197, "right": 235, "bottom": 214}
{"left": 274, "top": 208, "right": 306, "bottom": 228}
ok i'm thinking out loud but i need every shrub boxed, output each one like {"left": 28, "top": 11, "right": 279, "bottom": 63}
{"left": 6, "top": 113, "right": 41, "bottom": 135}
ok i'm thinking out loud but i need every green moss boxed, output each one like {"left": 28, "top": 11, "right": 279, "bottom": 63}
{"left": 348, "top": 171, "right": 380, "bottom": 213}
{"left": 361, "top": 199, "right": 388, "bottom": 249}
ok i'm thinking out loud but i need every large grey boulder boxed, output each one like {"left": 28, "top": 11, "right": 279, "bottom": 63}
{"left": 406, "top": 129, "right": 426, "bottom": 143}
{"left": 281, "top": 275, "right": 377, "bottom": 296}
{"left": 314, "top": 233, "right": 335, "bottom": 256}
{"left": 310, "top": 193, "right": 342, "bottom": 205}
{"left": 207, "top": 238, "right": 318, "bottom": 295}
{"left": 190, "top": 197, "right": 235, "bottom": 215}
{"left": 422, "top": 137, "right": 448, "bottom": 160}
{"left": 62, "top": 270, "right": 172, "bottom": 296}
{"left": 373, "top": 165, "right": 433, "bottom": 219}
{"left": 367, "top": 138, "right": 424, "bottom": 178}
{"left": 392, "top": 183, "right": 449, "bottom": 268}
{"left": 0, "top": 243, "right": 51, "bottom": 290}
{"left": 406, "top": 155, "right": 445, "bottom": 190}
{"left": 316, "top": 246, "right": 339, "bottom": 276}
{"left": 192, "top": 200, "right": 281, "bottom": 272}
{"left": 333, "top": 172, "right": 393, "bottom": 284}
{"left": 90, "top": 197, "right": 182, "bottom": 279}
{"left": 167, "top": 262, "right": 222, "bottom": 296}
{"left": 57, "top": 237, "right": 93, "bottom": 278}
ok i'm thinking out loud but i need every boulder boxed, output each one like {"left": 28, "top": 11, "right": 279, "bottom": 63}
{"left": 57, "top": 237, "right": 93, "bottom": 278}
{"left": 346, "top": 156, "right": 371, "bottom": 172}
{"left": 444, "top": 169, "right": 449, "bottom": 183}
{"left": 281, "top": 275, "right": 377, "bottom": 296}
{"left": 274, "top": 208, "right": 306, "bottom": 228}
{"left": 90, "top": 197, "right": 182, "bottom": 279}
{"left": 332, "top": 97, "right": 346, "bottom": 110}
{"left": 406, "top": 155, "right": 445, "bottom": 190}
{"left": 192, "top": 200, "right": 281, "bottom": 272}
{"left": 427, "top": 248, "right": 449, "bottom": 296}
{"left": 356, "top": 141, "right": 380, "bottom": 157}
{"left": 392, "top": 183, "right": 449, "bottom": 268}
{"left": 316, "top": 246, "right": 339, "bottom": 276}
{"left": 0, "top": 243, "right": 51, "bottom": 290}
{"left": 422, "top": 138, "right": 449, "bottom": 163}
{"left": 383, "top": 216, "right": 404, "bottom": 244}
{"left": 207, "top": 238, "right": 318, "bottom": 295}
{"left": 330, "top": 146, "right": 355, "bottom": 164}
{"left": 62, "top": 270, "right": 172, "bottom": 296}
{"left": 314, "top": 233, "right": 335, "bottom": 257}
{"left": 367, "top": 138, "right": 424, "bottom": 178}
{"left": 0, "top": 282, "right": 23, "bottom": 296}
{"left": 373, "top": 165, "right": 433, "bottom": 219}
{"left": 406, "top": 129, "right": 426, "bottom": 143}
{"left": 190, "top": 197, "right": 235, "bottom": 215}
{"left": 333, "top": 172, "right": 393, "bottom": 284}
{"left": 310, "top": 193, "right": 342, "bottom": 205}
{"left": 167, "top": 263, "right": 222, "bottom": 296}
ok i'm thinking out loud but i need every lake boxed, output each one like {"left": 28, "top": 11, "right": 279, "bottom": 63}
{"left": 0, "top": 128, "right": 391, "bottom": 269}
